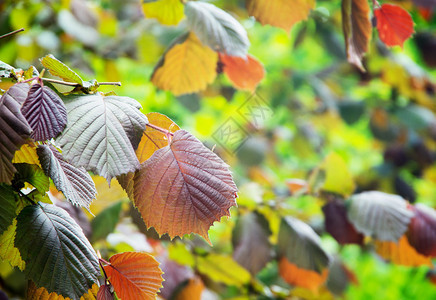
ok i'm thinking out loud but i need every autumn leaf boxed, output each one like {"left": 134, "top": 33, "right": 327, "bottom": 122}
{"left": 219, "top": 53, "right": 265, "bottom": 91}
{"left": 374, "top": 235, "right": 432, "bottom": 266}
{"left": 21, "top": 84, "right": 67, "bottom": 141}
{"left": 174, "top": 277, "right": 204, "bottom": 300}
{"left": 97, "top": 283, "right": 114, "bottom": 300}
{"left": 246, "top": 0, "right": 315, "bottom": 32}
{"left": 0, "top": 219, "right": 25, "bottom": 270}
{"left": 133, "top": 130, "right": 238, "bottom": 242}
{"left": 12, "top": 143, "right": 40, "bottom": 167}
{"left": 279, "top": 257, "right": 329, "bottom": 292}
{"left": 341, "top": 0, "right": 371, "bottom": 71}
{"left": 142, "top": 0, "right": 185, "bottom": 26}
{"left": 27, "top": 281, "right": 99, "bottom": 300}
{"left": 103, "top": 252, "right": 163, "bottom": 300}
{"left": 406, "top": 203, "right": 436, "bottom": 257}
{"left": 347, "top": 191, "right": 414, "bottom": 241}
{"left": 374, "top": 4, "right": 414, "bottom": 48}
{"left": 151, "top": 33, "right": 218, "bottom": 96}
{"left": 136, "top": 113, "right": 180, "bottom": 163}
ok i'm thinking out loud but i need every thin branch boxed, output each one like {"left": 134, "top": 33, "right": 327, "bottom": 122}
{"left": 41, "top": 77, "right": 78, "bottom": 86}
{"left": 146, "top": 123, "right": 175, "bottom": 136}
{"left": 99, "top": 82, "right": 122, "bottom": 86}
{"left": 0, "top": 28, "right": 25, "bottom": 40}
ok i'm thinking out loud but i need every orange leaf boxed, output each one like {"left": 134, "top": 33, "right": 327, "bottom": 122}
{"left": 374, "top": 235, "right": 432, "bottom": 267}
{"left": 279, "top": 257, "right": 329, "bottom": 292}
{"left": 27, "top": 281, "right": 99, "bottom": 300}
{"left": 174, "top": 277, "right": 204, "bottom": 300}
{"left": 342, "top": 0, "right": 372, "bottom": 71}
{"left": 133, "top": 130, "right": 238, "bottom": 243}
{"left": 285, "top": 178, "right": 308, "bottom": 195}
{"left": 374, "top": 4, "right": 414, "bottom": 48}
{"left": 219, "top": 53, "right": 264, "bottom": 91}
{"left": 246, "top": 0, "right": 315, "bottom": 32}
{"left": 104, "top": 252, "right": 163, "bottom": 300}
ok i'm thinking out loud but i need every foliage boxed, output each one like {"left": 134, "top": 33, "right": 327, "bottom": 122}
{"left": 1, "top": 0, "right": 436, "bottom": 299}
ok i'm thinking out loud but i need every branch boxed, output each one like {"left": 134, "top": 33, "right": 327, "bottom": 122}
{"left": 0, "top": 28, "right": 25, "bottom": 40}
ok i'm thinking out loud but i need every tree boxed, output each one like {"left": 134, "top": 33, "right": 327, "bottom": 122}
{"left": 1, "top": 0, "right": 436, "bottom": 299}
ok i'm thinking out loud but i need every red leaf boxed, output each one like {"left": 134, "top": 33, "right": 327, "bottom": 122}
{"left": 406, "top": 204, "right": 436, "bottom": 257}
{"left": 104, "top": 252, "right": 163, "bottom": 300}
{"left": 133, "top": 130, "right": 238, "bottom": 243}
{"left": 374, "top": 4, "right": 414, "bottom": 48}
{"left": 97, "top": 283, "right": 114, "bottom": 300}
{"left": 219, "top": 53, "right": 265, "bottom": 91}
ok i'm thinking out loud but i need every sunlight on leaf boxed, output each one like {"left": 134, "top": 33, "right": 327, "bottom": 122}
{"left": 0, "top": 219, "right": 25, "bottom": 270}
{"left": 219, "top": 53, "right": 264, "bottom": 91}
{"left": 142, "top": 0, "right": 185, "bottom": 26}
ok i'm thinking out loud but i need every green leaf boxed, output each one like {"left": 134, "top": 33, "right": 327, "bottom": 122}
{"left": 57, "top": 93, "right": 148, "bottom": 182}
{"left": 0, "top": 184, "right": 17, "bottom": 235}
{"left": 395, "top": 104, "right": 436, "bottom": 130}
{"left": 0, "top": 219, "right": 25, "bottom": 270}
{"left": 0, "top": 83, "right": 32, "bottom": 184}
{"left": 277, "top": 216, "right": 330, "bottom": 273}
{"left": 15, "top": 202, "right": 99, "bottom": 299}
{"left": 347, "top": 191, "right": 414, "bottom": 241}
{"left": 37, "top": 144, "right": 97, "bottom": 210}
{"left": 197, "top": 253, "right": 251, "bottom": 287}
{"left": 184, "top": 1, "right": 250, "bottom": 57}
{"left": 40, "top": 55, "right": 83, "bottom": 85}
{"left": 12, "top": 163, "right": 49, "bottom": 194}
{"left": 91, "top": 201, "right": 122, "bottom": 242}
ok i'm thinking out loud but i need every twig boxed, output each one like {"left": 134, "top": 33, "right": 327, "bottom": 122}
{"left": 0, "top": 28, "right": 25, "bottom": 39}
{"left": 99, "top": 82, "right": 122, "bottom": 86}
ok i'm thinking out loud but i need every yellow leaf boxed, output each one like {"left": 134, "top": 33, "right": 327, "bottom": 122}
{"left": 197, "top": 253, "right": 251, "bottom": 287}
{"left": 136, "top": 112, "right": 180, "bottom": 163}
{"left": 246, "top": 0, "right": 315, "bottom": 32}
{"left": 374, "top": 235, "right": 432, "bottom": 267}
{"left": 0, "top": 219, "right": 25, "bottom": 271}
{"left": 168, "top": 242, "right": 195, "bottom": 268}
{"left": 12, "top": 143, "right": 40, "bottom": 167}
{"left": 320, "top": 152, "right": 355, "bottom": 196}
{"left": 27, "top": 281, "right": 99, "bottom": 300}
{"left": 143, "top": 0, "right": 185, "bottom": 26}
{"left": 151, "top": 33, "right": 218, "bottom": 96}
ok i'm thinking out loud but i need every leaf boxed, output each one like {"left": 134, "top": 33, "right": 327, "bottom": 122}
{"left": 151, "top": 33, "right": 218, "bottom": 96}
{"left": 277, "top": 217, "right": 330, "bottom": 273}
{"left": 133, "top": 130, "right": 238, "bottom": 242}
{"left": 232, "top": 212, "right": 272, "bottom": 275}
{"left": 219, "top": 53, "right": 265, "bottom": 91}
{"left": 91, "top": 201, "right": 123, "bottom": 242}
{"left": 0, "top": 184, "right": 16, "bottom": 235}
{"left": 27, "top": 281, "right": 99, "bottom": 300}
{"left": 0, "top": 83, "right": 32, "bottom": 184}
{"left": 406, "top": 203, "right": 436, "bottom": 257}
{"left": 142, "top": 0, "right": 185, "bottom": 26}
{"left": 174, "top": 277, "right": 204, "bottom": 300}
{"left": 12, "top": 163, "right": 49, "bottom": 194}
{"left": 326, "top": 257, "right": 358, "bottom": 296}
{"left": 197, "top": 253, "right": 251, "bottom": 287}
{"left": 97, "top": 283, "right": 114, "bottom": 300}
{"left": 0, "top": 219, "right": 25, "bottom": 270}
{"left": 279, "top": 257, "right": 329, "bottom": 292}
{"left": 246, "top": 0, "right": 315, "bottom": 32}
{"left": 346, "top": 191, "right": 414, "bottom": 241}
{"left": 184, "top": 1, "right": 250, "bottom": 57}
{"left": 322, "top": 200, "right": 364, "bottom": 245}
{"left": 103, "top": 252, "right": 163, "bottom": 300}
{"left": 320, "top": 153, "right": 355, "bottom": 196}
{"left": 15, "top": 203, "right": 100, "bottom": 299}
{"left": 21, "top": 84, "right": 68, "bottom": 141}
{"left": 37, "top": 144, "right": 97, "bottom": 210}
{"left": 374, "top": 4, "right": 414, "bottom": 48}
{"left": 12, "top": 143, "right": 40, "bottom": 167}
{"left": 57, "top": 93, "right": 148, "bottom": 182}
{"left": 374, "top": 235, "right": 432, "bottom": 266}
{"left": 136, "top": 112, "right": 180, "bottom": 163}
{"left": 40, "top": 54, "right": 84, "bottom": 85}
{"left": 341, "top": 0, "right": 371, "bottom": 71}
{"left": 158, "top": 257, "right": 194, "bottom": 299}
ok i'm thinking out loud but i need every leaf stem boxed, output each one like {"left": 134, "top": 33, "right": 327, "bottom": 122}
{"left": 99, "top": 258, "right": 111, "bottom": 265}
{"left": 99, "top": 259, "right": 109, "bottom": 280}
{"left": 0, "top": 28, "right": 25, "bottom": 39}
{"left": 146, "top": 123, "right": 175, "bottom": 137}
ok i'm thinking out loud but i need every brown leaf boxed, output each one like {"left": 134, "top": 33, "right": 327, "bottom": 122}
{"left": 136, "top": 113, "right": 180, "bottom": 163}
{"left": 104, "top": 252, "right": 163, "bottom": 300}
{"left": 219, "top": 53, "right": 265, "bottom": 91}
{"left": 133, "top": 130, "right": 238, "bottom": 243}
{"left": 341, "top": 0, "right": 371, "bottom": 71}
{"left": 374, "top": 4, "right": 414, "bottom": 48}
{"left": 406, "top": 203, "right": 436, "bottom": 257}
{"left": 374, "top": 235, "right": 432, "bottom": 266}
{"left": 97, "top": 283, "right": 114, "bottom": 300}
{"left": 279, "top": 257, "right": 329, "bottom": 292}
